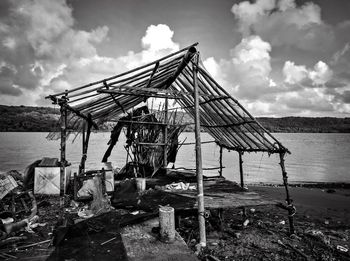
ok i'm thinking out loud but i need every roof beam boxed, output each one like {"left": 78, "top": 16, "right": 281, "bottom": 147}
{"left": 46, "top": 43, "right": 198, "bottom": 98}
{"left": 97, "top": 89, "right": 181, "bottom": 99}
{"left": 152, "top": 46, "right": 197, "bottom": 90}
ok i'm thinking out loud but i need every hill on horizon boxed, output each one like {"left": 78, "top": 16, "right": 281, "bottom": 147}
{"left": 0, "top": 105, "right": 349, "bottom": 133}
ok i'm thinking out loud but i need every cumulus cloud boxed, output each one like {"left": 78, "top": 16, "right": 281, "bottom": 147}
{"left": 231, "top": 0, "right": 334, "bottom": 52}
{"left": 309, "top": 61, "right": 333, "bottom": 86}
{"left": 142, "top": 24, "right": 179, "bottom": 52}
{"left": 205, "top": 0, "right": 348, "bottom": 116}
{"left": 282, "top": 61, "right": 308, "bottom": 85}
{"left": 283, "top": 60, "right": 333, "bottom": 86}
{"left": 203, "top": 35, "right": 279, "bottom": 101}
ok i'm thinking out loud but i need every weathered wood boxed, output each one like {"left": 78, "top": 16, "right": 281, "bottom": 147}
{"left": 146, "top": 61, "right": 160, "bottom": 89}
{"left": 279, "top": 152, "right": 295, "bottom": 234}
{"left": 174, "top": 76, "right": 235, "bottom": 149}
{"left": 159, "top": 206, "right": 175, "bottom": 243}
{"left": 97, "top": 89, "right": 180, "bottom": 99}
{"left": 192, "top": 66, "right": 270, "bottom": 149}
{"left": 197, "top": 66, "right": 288, "bottom": 153}
{"left": 163, "top": 94, "right": 168, "bottom": 168}
{"left": 79, "top": 122, "right": 86, "bottom": 174}
{"left": 104, "top": 81, "right": 126, "bottom": 113}
{"left": 193, "top": 54, "right": 206, "bottom": 247}
{"left": 137, "top": 142, "right": 166, "bottom": 146}
{"left": 219, "top": 146, "right": 223, "bottom": 177}
{"left": 239, "top": 151, "right": 244, "bottom": 188}
{"left": 177, "top": 69, "right": 246, "bottom": 149}
{"left": 79, "top": 114, "right": 93, "bottom": 173}
{"left": 46, "top": 43, "right": 198, "bottom": 98}
{"left": 59, "top": 93, "right": 67, "bottom": 208}
{"left": 136, "top": 178, "right": 146, "bottom": 192}
{"left": 183, "top": 67, "right": 260, "bottom": 150}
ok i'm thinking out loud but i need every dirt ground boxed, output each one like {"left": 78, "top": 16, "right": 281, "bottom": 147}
{"left": 1, "top": 186, "right": 350, "bottom": 260}
{"left": 178, "top": 186, "right": 350, "bottom": 261}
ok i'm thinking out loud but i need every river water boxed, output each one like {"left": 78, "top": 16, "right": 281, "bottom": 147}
{"left": 0, "top": 132, "right": 349, "bottom": 184}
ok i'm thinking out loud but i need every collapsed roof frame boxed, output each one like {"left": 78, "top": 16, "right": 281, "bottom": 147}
{"left": 46, "top": 43, "right": 296, "bottom": 246}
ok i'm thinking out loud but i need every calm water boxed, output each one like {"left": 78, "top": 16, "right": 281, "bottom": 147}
{"left": 0, "top": 132, "right": 349, "bottom": 184}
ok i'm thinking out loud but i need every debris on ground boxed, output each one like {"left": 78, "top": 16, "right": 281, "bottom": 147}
{"left": 1, "top": 166, "right": 350, "bottom": 261}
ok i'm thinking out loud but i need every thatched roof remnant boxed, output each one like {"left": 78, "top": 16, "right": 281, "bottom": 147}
{"left": 47, "top": 43, "right": 288, "bottom": 154}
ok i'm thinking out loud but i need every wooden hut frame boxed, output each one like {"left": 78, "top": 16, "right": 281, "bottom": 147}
{"left": 46, "top": 43, "right": 295, "bottom": 246}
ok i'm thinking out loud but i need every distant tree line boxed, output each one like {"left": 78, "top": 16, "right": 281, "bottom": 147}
{"left": 0, "top": 105, "right": 349, "bottom": 133}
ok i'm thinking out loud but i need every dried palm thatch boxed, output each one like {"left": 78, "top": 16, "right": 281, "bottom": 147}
{"left": 103, "top": 105, "right": 185, "bottom": 178}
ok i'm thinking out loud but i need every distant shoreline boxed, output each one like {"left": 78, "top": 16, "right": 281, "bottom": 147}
{"left": 248, "top": 182, "right": 350, "bottom": 189}
{"left": 1, "top": 105, "right": 350, "bottom": 133}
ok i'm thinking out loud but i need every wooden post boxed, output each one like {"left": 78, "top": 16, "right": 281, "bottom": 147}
{"left": 193, "top": 53, "right": 206, "bottom": 247}
{"left": 163, "top": 94, "right": 168, "bottom": 168}
{"left": 279, "top": 152, "right": 295, "bottom": 234}
{"left": 136, "top": 178, "right": 146, "bottom": 192}
{"left": 238, "top": 151, "right": 244, "bottom": 188}
{"left": 219, "top": 146, "right": 223, "bottom": 177}
{"left": 238, "top": 151, "right": 247, "bottom": 217}
{"left": 59, "top": 92, "right": 68, "bottom": 208}
{"left": 79, "top": 113, "right": 93, "bottom": 174}
{"left": 159, "top": 206, "right": 175, "bottom": 243}
{"left": 79, "top": 122, "right": 86, "bottom": 174}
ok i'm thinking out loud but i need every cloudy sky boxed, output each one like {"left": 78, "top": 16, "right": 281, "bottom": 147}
{"left": 0, "top": 0, "right": 350, "bottom": 117}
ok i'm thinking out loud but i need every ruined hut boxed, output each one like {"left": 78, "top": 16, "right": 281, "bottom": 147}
{"left": 46, "top": 43, "right": 294, "bottom": 246}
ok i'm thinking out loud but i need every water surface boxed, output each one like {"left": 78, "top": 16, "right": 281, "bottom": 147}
{"left": 0, "top": 132, "right": 349, "bottom": 184}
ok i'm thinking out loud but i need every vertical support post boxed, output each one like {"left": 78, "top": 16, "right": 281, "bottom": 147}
{"left": 59, "top": 91, "right": 68, "bottom": 208}
{"left": 163, "top": 94, "right": 168, "bottom": 169}
{"left": 219, "top": 146, "right": 223, "bottom": 177}
{"left": 279, "top": 152, "right": 295, "bottom": 234}
{"left": 193, "top": 53, "right": 206, "bottom": 247}
{"left": 79, "top": 113, "right": 93, "bottom": 174}
{"left": 238, "top": 151, "right": 244, "bottom": 189}
{"left": 79, "top": 122, "right": 86, "bottom": 174}
{"left": 238, "top": 150, "right": 247, "bottom": 217}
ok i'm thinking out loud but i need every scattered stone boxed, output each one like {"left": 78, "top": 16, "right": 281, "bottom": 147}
{"left": 243, "top": 219, "right": 249, "bottom": 227}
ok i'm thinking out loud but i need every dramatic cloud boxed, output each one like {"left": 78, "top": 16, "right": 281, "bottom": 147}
{"left": 283, "top": 60, "right": 333, "bottom": 86}
{"left": 204, "top": 35, "right": 279, "bottom": 101}
{"left": 0, "top": 0, "right": 179, "bottom": 106}
{"left": 0, "top": 0, "right": 349, "bottom": 117}
{"left": 203, "top": 0, "right": 350, "bottom": 116}
{"left": 231, "top": 0, "right": 334, "bottom": 52}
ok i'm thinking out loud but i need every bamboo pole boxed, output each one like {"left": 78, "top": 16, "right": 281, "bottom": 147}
{"left": 163, "top": 94, "right": 168, "bottom": 168}
{"left": 172, "top": 80, "right": 229, "bottom": 147}
{"left": 197, "top": 66, "right": 285, "bottom": 152}
{"left": 46, "top": 43, "right": 198, "bottom": 98}
{"left": 279, "top": 152, "right": 295, "bottom": 234}
{"left": 97, "top": 89, "right": 180, "bottom": 99}
{"left": 183, "top": 67, "right": 253, "bottom": 149}
{"left": 59, "top": 92, "right": 68, "bottom": 208}
{"left": 186, "top": 66, "right": 265, "bottom": 150}
{"left": 238, "top": 151, "right": 244, "bottom": 188}
{"left": 172, "top": 80, "right": 233, "bottom": 149}
{"left": 79, "top": 122, "right": 86, "bottom": 174}
{"left": 79, "top": 114, "right": 93, "bottom": 174}
{"left": 193, "top": 54, "right": 206, "bottom": 247}
{"left": 219, "top": 146, "right": 223, "bottom": 177}
{"left": 176, "top": 70, "right": 244, "bottom": 148}
{"left": 66, "top": 53, "right": 181, "bottom": 101}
